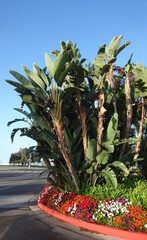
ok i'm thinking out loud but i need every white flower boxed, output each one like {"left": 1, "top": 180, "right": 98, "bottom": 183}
{"left": 145, "top": 224, "right": 147, "bottom": 228}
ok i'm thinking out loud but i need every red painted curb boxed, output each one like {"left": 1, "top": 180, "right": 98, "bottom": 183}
{"left": 38, "top": 202, "right": 147, "bottom": 240}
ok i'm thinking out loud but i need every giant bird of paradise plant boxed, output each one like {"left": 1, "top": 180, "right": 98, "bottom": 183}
{"left": 7, "top": 36, "right": 147, "bottom": 191}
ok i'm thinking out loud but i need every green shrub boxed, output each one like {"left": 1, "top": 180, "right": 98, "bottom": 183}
{"left": 80, "top": 179, "right": 147, "bottom": 210}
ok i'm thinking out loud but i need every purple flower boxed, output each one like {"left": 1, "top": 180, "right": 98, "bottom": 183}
{"left": 123, "top": 221, "right": 126, "bottom": 224}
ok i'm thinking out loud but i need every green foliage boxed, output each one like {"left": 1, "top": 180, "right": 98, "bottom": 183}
{"left": 9, "top": 147, "right": 41, "bottom": 165}
{"left": 6, "top": 36, "right": 147, "bottom": 192}
{"left": 81, "top": 178, "right": 147, "bottom": 210}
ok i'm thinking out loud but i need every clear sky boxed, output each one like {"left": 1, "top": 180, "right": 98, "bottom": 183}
{"left": 0, "top": 0, "right": 147, "bottom": 165}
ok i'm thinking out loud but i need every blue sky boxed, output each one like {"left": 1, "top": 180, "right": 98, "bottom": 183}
{"left": 0, "top": 0, "right": 147, "bottom": 165}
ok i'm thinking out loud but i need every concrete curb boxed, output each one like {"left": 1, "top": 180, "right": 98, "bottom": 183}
{"left": 28, "top": 194, "right": 126, "bottom": 240}
{"left": 38, "top": 201, "right": 147, "bottom": 240}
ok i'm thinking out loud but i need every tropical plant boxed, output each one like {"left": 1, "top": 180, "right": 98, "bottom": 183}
{"left": 6, "top": 36, "right": 147, "bottom": 192}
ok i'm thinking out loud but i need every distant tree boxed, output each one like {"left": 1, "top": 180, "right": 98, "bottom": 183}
{"left": 9, "top": 148, "right": 41, "bottom": 166}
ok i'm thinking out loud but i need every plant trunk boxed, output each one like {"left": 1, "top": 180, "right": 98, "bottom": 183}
{"left": 77, "top": 92, "right": 87, "bottom": 158}
{"left": 107, "top": 67, "right": 117, "bottom": 113}
{"left": 97, "top": 89, "right": 105, "bottom": 153}
{"left": 53, "top": 120, "right": 80, "bottom": 192}
{"left": 119, "top": 73, "right": 132, "bottom": 161}
{"left": 133, "top": 98, "right": 146, "bottom": 162}
{"left": 42, "top": 157, "right": 51, "bottom": 168}
{"left": 92, "top": 89, "right": 105, "bottom": 185}
{"left": 42, "top": 156, "right": 58, "bottom": 183}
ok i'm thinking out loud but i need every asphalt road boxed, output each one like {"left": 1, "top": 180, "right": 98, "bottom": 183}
{"left": 0, "top": 168, "right": 124, "bottom": 240}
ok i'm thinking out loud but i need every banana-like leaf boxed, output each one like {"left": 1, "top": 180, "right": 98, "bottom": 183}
{"left": 10, "top": 127, "right": 27, "bottom": 143}
{"left": 133, "top": 158, "right": 144, "bottom": 162}
{"left": 64, "top": 127, "right": 72, "bottom": 152}
{"left": 21, "top": 94, "right": 44, "bottom": 107}
{"left": 51, "top": 50, "right": 60, "bottom": 57}
{"left": 108, "top": 58, "right": 117, "bottom": 64}
{"left": 101, "top": 141, "right": 114, "bottom": 153}
{"left": 107, "top": 35, "right": 123, "bottom": 58}
{"left": 72, "top": 148, "right": 83, "bottom": 170}
{"left": 9, "top": 70, "right": 31, "bottom": 86}
{"left": 45, "top": 53, "right": 54, "bottom": 78}
{"left": 22, "top": 65, "right": 46, "bottom": 90}
{"left": 33, "top": 63, "right": 50, "bottom": 87}
{"left": 114, "top": 137, "right": 141, "bottom": 146}
{"left": 94, "top": 44, "right": 106, "bottom": 68}
{"left": 86, "top": 138, "right": 97, "bottom": 162}
{"left": 111, "top": 161, "right": 129, "bottom": 175}
{"left": 6, "top": 80, "right": 23, "bottom": 88}
{"left": 53, "top": 50, "right": 68, "bottom": 83}
{"left": 86, "top": 166, "right": 93, "bottom": 174}
{"left": 71, "top": 125, "right": 82, "bottom": 150}
{"left": 107, "top": 36, "right": 117, "bottom": 56}
{"left": 14, "top": 108, "right": 32, "bottom": 119}
{"left": 133, "top": 62, "right": 147, "bottom": 93}
{"left": 96, "top": 150, "right": 110, "bottom": 165}
{"left": 7, "top": 118, "right": 29, "bottom": 127}
{"left": 102, "top": 166, "right": 117, "bottom": 189}
{"left": 43, "top": 129, "right": 58, "bottom": 144}
{"left": 114, "top": 41, "right": 131, "bottom": 57}
{"left": 103, "top": 113, "right": 118, "bottom": 143}
{"left": 57, "top": 61, "right": 76, "bottom": 87}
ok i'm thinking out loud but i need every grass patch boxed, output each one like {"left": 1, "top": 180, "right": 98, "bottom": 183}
{"left": 0, "top": 165, "right": 46, "bottom": 169}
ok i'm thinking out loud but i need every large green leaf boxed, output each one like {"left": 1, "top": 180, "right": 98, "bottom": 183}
{"left": 112, "top": 161, "right": 129, "bottom": 175}
{"left": 96, "top": 150, "right": 110, "bottom": 165}
{"left": 21, "top": 94, "right": 44, "bottom": 107}
{"left": 9, "top": 70, "right": 31, "bottom": 86}
{"left": 53, "top": 50, "right": 68, "bottom": 83}
{"left": 102, "top": 167, "right": 117, "bottom": 189}
{"left": 104, "top": 113, "right": 118, "bottom": 143}
{"left": 107, "top": 35, "right": 123, "bottom": 58}
{"left": 43, "top": 129, "right": 58, "bottom": 144}
{"left": 86, "top": 138, "right": 97, "bottom": 162}
{"left": 33, "top": 63, "right": 50, "bottom": 87}
{"left": 57, "top": 61, "right": 75, "bottom": 87}
{"left": 71, "top": 125, "right": 82, "bottom": 150}
{"left": 114, "top": 137, "right": 141, "bottom": 146}
{"left": 45, "top": 53, "right": 54, "bottom": 78}
{"left": 22, "top": 65, "right": 46, "bottom": 90}
{"left": 114, "top": 41, "right": 131, "bottom": 57}
{"left": 14, "top": 108, "right": 32, "bottom": 119}
{"left": 64, "top": 127, "right": 72, "bottom": 152}
{"left": 94, "top": 44, "right": 106, "bottom": 68}
{"left": 7, "top": 118, "right": 29, "bottom": 127}
{"left": 72, "top": 149, "right": 83, "bottom": 170}
{"left": 107, "top": 36, "right": 117, "bottom": 56}
{"left": 10, "top": 127, "right": 27, "bottom": 143}
{"left": 86, "top": 166, "right": 93, "bottom": 174}
{"left": 6, "top": 80, "right": 23, "bottom": 88}
{"left": 101, "top": 141, "right": 114, "bottom": 153}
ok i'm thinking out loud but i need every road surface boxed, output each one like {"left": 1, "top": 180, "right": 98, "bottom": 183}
{"left": 0, "top": 168, "right": 124, "bottom": 240}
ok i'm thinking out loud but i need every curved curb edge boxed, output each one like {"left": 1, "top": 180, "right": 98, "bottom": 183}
{"left": 38, "top": 203, "right": 147, "bottom": 240}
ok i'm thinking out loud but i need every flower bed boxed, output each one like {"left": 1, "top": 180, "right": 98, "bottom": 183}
{"left": 38, "top": 184, "right": 147, "bottom": 238}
